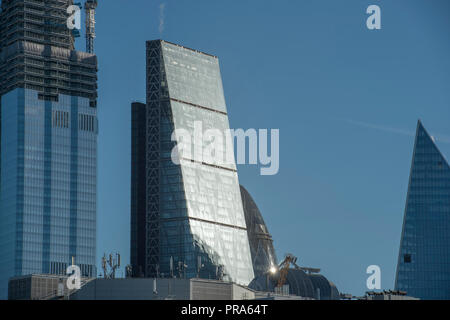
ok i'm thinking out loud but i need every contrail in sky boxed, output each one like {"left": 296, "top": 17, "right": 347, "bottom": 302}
{"left": 344, "top": 119, "right": 450, "bottom": 144}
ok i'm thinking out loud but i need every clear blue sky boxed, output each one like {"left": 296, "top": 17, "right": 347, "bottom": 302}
{"left": 76, "top": 0, "right": 450, "bottom": 296}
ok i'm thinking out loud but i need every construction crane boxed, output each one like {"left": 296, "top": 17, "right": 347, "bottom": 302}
{"left": 84, "top": 0, "right": 98, "bottom": 53}
{"left": 275, "top": 253, "right": 321, "bottom": 289}
{"left": 275, "top": 253, "right": 297, "bottom": 289}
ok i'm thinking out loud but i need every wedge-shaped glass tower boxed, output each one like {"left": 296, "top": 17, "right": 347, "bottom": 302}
{"left": 131, "top": 40, "right": 254, "bottom": 285}
{"left": 395, "top": 121, "right": 450, "bottom": 300}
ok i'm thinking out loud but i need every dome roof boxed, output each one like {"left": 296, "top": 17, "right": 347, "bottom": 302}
{"left": 240, "top": 185, "right": 277, "bottom": 278}
{"left": 307, "top": 274, "right": 340, "bottom": 300}
{"left": 248, "top": 269, "right": 339, "bottom": 300}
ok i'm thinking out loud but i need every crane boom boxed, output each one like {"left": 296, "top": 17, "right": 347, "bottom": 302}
{"left": 275, "top": 253, "right": 321, "bottom": 288}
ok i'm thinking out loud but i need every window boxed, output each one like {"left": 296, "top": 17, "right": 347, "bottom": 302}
{"left": 78, "top": 114, "right": 96, "bottom": 132}
{"left": 52, "top": 110, "right": 69, "bottom": 128}
{"left": 404, "top": 254, "right": 412, "bottom": 263}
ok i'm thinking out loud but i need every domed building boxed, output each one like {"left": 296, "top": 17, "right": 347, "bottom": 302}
{"left": 240, "top": 186, "right": 277, "bottom": 278}
{"left": 240, "top": 186, "right": 339, "bottom": 300}
{"left": 248, "top": 269, "right": 340, "bottom": 300}
{"left": 307, "top": 274, "right": 340, "bottom": 300}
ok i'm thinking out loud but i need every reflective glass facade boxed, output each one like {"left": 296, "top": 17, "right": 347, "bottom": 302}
{"left": 0, "top": 0, "right": 98, "bottom": 299}
{"left": 0, "top": 89, "right": 97, "bottom": 298}
{"left": 132, "top": 40, "right": 254, "bottom": 285}
{"left": 395, "top": 121, "right": 450, "bottom": 300}
{"left": 240, "top": 185, "right": 277, "bottom": 278}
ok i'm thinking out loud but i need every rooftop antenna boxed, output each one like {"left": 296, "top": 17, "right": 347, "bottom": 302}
{"left": 101, "top": 252, "right": 121, "bottom": 279}
{"left": 84, "top": 0, "right": 98, "bottom": 53}
{"left": 197, "top": 256, "right": 204, "bottom": 278}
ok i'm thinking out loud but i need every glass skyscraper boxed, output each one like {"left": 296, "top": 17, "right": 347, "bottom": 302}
{"left": 131, "top": 40, "right": 254, "bottom": 285}
{"left": 240, "top": 185, "right": 277, "bottom": 278}
{"left": 0, "top": 0, "right": 98, "bottom": 298}
{"left": 395, "top": 120, "right": 450, "bottom": 300}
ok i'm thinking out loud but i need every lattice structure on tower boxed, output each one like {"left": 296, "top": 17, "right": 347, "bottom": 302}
{"left": 145, "top": 40, "right": 164, "bottom": 277}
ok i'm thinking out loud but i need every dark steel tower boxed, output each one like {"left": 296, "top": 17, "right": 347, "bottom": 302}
{"left": 130, "top": 102, "right": 146, "bottom": 277}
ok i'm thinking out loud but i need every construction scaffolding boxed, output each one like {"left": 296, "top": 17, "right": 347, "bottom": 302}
{"left": 0, "top": 0, "right": 98, "bottom": 106}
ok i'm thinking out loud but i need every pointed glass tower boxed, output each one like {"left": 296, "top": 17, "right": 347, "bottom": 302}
{"left": 240, "top": 185, "right": 277, "bottom": 278}
{"left": 395, "top": 121, "right": 450, "bottom": 300}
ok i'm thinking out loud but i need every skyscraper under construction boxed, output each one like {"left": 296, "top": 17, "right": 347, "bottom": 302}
{"left": 0, "top": 0, "right": 98, "bottom": 298}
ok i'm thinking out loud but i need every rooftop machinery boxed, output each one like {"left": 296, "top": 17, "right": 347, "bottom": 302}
{"left": 84, "top": 0, "right": 98, "bottom": 53}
